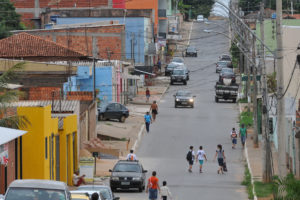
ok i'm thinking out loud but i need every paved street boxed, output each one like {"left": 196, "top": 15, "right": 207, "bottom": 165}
{"left": 116, "top": 21, "right": 247, "bottom": 200}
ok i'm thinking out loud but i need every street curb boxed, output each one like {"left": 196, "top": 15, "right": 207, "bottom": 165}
{"left": 132, "top": 123, "right": 145, "bottom": 152}
{"left": 240, "top": 103, "right": 258, "bottom": 200}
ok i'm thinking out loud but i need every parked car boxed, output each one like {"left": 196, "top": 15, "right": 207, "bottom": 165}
{"left": 4, "top": 179, "right": 71, "bottom": 200}
{"left": 165, "top": 62, "right": 183, "bottom": 76}
{"left": 98, "top": 102, "right": 129, "bottom": 123}
{"left": 219, "top": 68, "right": 236, "bottom": 85}
{"left": 185, "top": 46, "right": 197, "bottom": 57}
{"left": 219, "top": 54, "right": 232, "bottom": 61}
{"left": 170, "top": 57, "right": 184, "bottom": 65}
{"left": 216, "top": 61, "right": 230, "bottom": 73}
{"left": 71, "top": 191, "right": 105, "bottom": 200}
{"left": 197, "top": 15, "right": 204, "bottom": 22}
{"left": 219, "top": 54, "right": 233, "bottom": 67}
{"left": 71, "top": 193, "right": 90, "bottom": 200}
{"left": 109, "top": 160, "right": 147, "bottom": 192}
{"left": 170, "top": 67, "right": 189, "bottom": 85}
{"left": 174, "top": 90, "right": 196, "bottom": 108}
{"left": 77, "top": 185, "right": 120, "bottom": 200}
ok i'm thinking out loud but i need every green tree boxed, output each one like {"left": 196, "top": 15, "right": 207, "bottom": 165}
{"left": 0, "top": 0, "right": 23, "bottom": 39}
{"left": 0, "top": 62, "right": 28, "bottom": 128}
{"left": 179, "top": 0, "right": 215, "bottom": 20}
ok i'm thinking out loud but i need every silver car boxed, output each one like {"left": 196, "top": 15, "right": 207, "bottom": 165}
{"left": 76, "top": 185, "right": 120, "bottom": 200}
{"left": 4, "top": 179, "right": 71, "bottom": 200}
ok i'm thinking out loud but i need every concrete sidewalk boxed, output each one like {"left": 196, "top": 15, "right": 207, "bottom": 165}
{"left": 94, "top": 85, "right": 168, "bottom": 177}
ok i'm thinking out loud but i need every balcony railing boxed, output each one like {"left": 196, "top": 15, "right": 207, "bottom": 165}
{"left": 158, "top": 9, "right": 166, "bottom": 17}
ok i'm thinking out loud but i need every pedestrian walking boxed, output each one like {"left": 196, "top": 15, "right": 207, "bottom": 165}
{"left": 144, "top": 112, "right": 152, "bottom": 133}
{"left": 214, "top": 144, "right": 226, "bottom": 174}
{"left": 239, "top": 124, "right": 247, "bottom": 148}
{"left": 197, "top": 146, "right": 207, "bottom": 173}
{"left": 126, "top": 149, "right": 138, "bottom": 161}
{"left": 146, "top": 171, "right": 160, "bottom": 200}
{"left": 160, "top": 181, "right": 172, "bottom": 200}
{"left": 157, "top": 59, "right": 161, "bottom": 72}
{"left": 146, "top": 88, "right": 150, "bottom": 103}
{"left": 186, "top": 146, "right": 195, "bottom": 173}
{"left": 150, "top": 101, "right": 158, "bottom": 122}
{"left": 230, "top": 128, "right": 238, "bottom": 149}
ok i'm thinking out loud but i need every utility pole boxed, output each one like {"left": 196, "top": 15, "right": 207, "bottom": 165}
{"left": 276, "top": 0, "right": 287, "bottom": 178}
{"left": 252, "top": 34, "right": 259, "bottom": 147}
{"left": 93, "top": 58, "right": 96, "bottom": 101}
{"left": 260, "top": 2, "right": 272, "bottom": 182}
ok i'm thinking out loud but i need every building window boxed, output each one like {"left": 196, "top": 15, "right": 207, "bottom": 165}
{"left": 45, "top": 137, "right": 48, "bottom": 159}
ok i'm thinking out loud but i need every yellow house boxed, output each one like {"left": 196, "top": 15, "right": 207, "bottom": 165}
{"left": 17, "top": 105, "right": 77, "bottom": 185}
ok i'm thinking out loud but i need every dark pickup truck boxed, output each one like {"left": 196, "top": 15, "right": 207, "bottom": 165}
{"left": 215, "top": 82, "right": 238, "bottom": 103}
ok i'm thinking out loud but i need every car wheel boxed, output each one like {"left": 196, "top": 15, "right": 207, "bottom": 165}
{"left": 170, "top": 81, "right": 173, "bottom": 85}
{"left": 191, "top": 104, "right": 194, "bottom": 108}
{"left": 175, "top": 103, "right": 177, "bottom": 108}
{"left": 119, "top": 115, "right": 126, "bottom": 123}
{"left": 111, "top": 187, "right": 116, "bottom": 192}
{"left": 233, "top": 98, "right": 237, "bottom": 103}
{"left": 183, "top": 81, "right": 187, "bottom": 85}
{"left": 99, "top": 114, "right": 105, "bottom": 121}
{"left": 215, "top": 97, "right": 219, "bottom": 103}
{"left": 138, "top": 186, "right": 143, "bottom": 192}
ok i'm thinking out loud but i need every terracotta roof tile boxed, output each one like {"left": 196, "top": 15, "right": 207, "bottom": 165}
{"left": 0, "top": 32, "right": 87, "bottom": 58}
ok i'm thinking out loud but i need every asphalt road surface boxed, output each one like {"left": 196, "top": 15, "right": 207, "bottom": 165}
{"left": 116, "top": 20, "right": 247, "bottom": 200}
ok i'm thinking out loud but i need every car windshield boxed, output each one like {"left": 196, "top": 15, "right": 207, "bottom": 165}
{"left": 197, "top": 15, "right": 203, "bottom": 19}
{"left": 217, "top": 62, "right": 228, "bottom": 67}
{"left": 77, "top": 187, "right": 111, "bottom": 199}
{"left": 172, "top": 57, "right": 183, "bottom": 63}
{"left": 5, "top": 188, "right": 66, "bottom": 200}
{"left": 167, "top": 63, "right": 178, "bottom": 69}
{"left": 114, "top": 163, "right": 141, "bottom": 172}
{"left": 176, "top": 91, "right": 192, "bottom": 97}
{"left": 172, "top": 70, "right": 184, "bottom": 75}
{"left": 187, "top": 47, "right": 196, "bottom": 52}
{"left": 221, "top": 68, "right": 233, "bottom": 73}
{"left": 221, "top": 55, "right": 231, "bottom": 61}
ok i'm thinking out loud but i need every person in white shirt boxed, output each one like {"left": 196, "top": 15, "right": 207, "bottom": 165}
{"left": 126, "top": 149, "right": 138, "bottom": 161}
{"left": 230, "top": 127, "right": 238, "bottom": 149}
{"left": 73, "top": 170, "right": 85, "bottom": 186}
{"left": 160, "top": 181, "right": 172, "bottom": 200}
{"left": 197, "top": 146, "right": 208, "bottom": 173}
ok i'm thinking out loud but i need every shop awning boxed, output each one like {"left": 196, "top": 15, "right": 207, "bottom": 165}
{"left": 0, "top": 127, "right": 27, "bottom": 145}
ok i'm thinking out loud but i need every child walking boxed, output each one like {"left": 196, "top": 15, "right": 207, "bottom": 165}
{"left": 160, "top": 181, "right": 172, "bottom": 200}
{"left": 197, "top": 146, "right": 208, "bottom": 173}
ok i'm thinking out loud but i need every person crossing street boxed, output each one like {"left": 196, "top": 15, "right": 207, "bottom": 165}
{"left": 144, "top": 112, "right": 152, "bottom": 133}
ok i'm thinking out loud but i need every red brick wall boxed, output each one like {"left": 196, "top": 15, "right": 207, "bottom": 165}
{"left": 67, "top": 91, "right": 93, "bottom": 101}
{"left": 11, "top": 0, "right": 108, "bottom": 8}
{"left": 19, "top": 13, "right": 35, "bottom": 28}
{"left": 27, "top": 25, "right": 124, "bottom": 60}
{"left": 28, "top": 87, "right": 61, "bottom": 100}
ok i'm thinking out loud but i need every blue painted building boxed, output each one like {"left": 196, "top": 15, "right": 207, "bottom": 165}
{"left": 64, "top": 65, "right": 113, "bottom": 103}
{"left": 54, "top": 17, "right": 154, "bottom": 66}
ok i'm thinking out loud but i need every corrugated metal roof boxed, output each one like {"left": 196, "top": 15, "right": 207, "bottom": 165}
{"left": 10, "top": 100, "right": 80, "bottom": 112}
{"left": 51, "top": 113, "right": 74, "bottom": 129}
{"left": 0, "top": 127, "right": 27, "bottom": 145}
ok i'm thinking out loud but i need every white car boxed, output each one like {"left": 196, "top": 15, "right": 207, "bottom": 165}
{"left": 197, "top": 15, "right": 204, "bottom": 22}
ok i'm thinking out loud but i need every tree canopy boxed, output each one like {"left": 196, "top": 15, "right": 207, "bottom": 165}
{"left": 0, "top": 0, "right": 23, "bottom": 39}
{"left": 179, "top": 0, "right": 215, "bottom": 20}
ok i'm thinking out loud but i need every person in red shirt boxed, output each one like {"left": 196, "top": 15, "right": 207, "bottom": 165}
{"left": 146, "top": 88, "right": 150, "bottom": 103}
{"left": 146, "top": 171, "right": 160, "bottom": 200}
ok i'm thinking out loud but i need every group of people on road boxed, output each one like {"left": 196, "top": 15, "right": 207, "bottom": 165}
{"left": 144, "top": 100, "right": 159, "bottom": 133}
{"left": 146, "top": 171, "right": 172, "bottom": 200}
{"left": 186, "top": 125, "right": 248, "bottom": 174}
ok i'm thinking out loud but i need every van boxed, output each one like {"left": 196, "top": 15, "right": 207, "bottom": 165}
{"left": 4, "top": 179, "right": 71, "bottom": 200}
{"left": 197, "top": 15, "right": 204, "bottom": 22}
